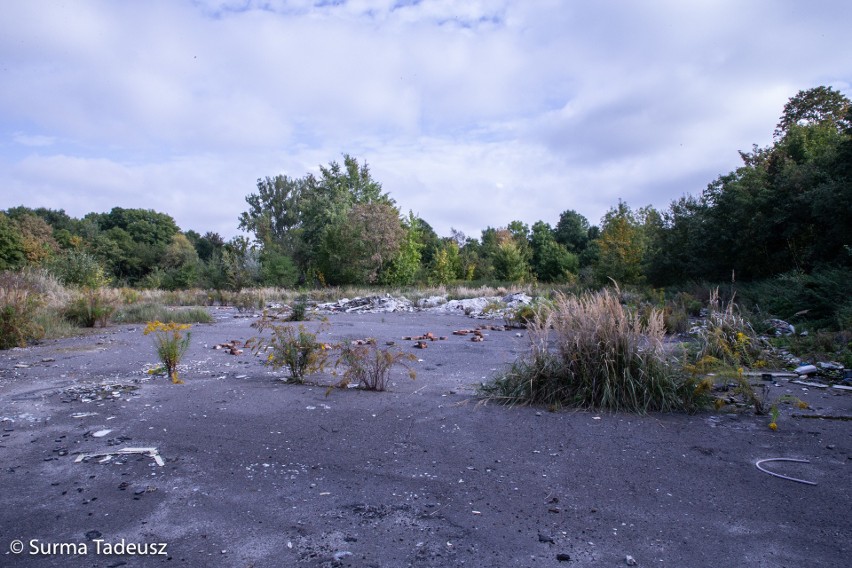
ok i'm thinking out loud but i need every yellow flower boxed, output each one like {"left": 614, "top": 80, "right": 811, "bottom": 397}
{"left": 768, "top": 422, "right": 777, "bottom": 431}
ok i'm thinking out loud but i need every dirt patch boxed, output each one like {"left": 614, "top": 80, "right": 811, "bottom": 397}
{"left": 0, "top": 309, "right": 850, "bottom": 567}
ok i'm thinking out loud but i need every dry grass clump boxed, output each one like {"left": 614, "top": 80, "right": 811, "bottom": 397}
{"left": 482, "top": 287, "right": 707, "bottom": 413}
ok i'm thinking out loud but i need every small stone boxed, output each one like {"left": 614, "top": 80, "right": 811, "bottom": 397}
{"left": 626, "top": 555, "right": 637, "bottom": 566}
{"left": 538, "top": 532, "right": 555, "bottom": 544}
{"left": 85, "top": 530, "right": 102, "bottom": 541}
{"left": 556, "top": 553, "right": 571, "bottom": 562}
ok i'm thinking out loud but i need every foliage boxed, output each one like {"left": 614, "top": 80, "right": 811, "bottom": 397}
{"left": 430, "top": 241, "right": 461, "bottom": 284}
{"left": 335, "top": 343, "right": 416, "bottom": 391}
{"left": 47, "top": 249, "right": 111, "bottom": 288}
{"left": 482, "top": 288, "right": 709, "bottom": 413}
{"left": 0, "top": 213, "right": 26, "bottom": 271}
{"left": 379, "top": 212, "right": 423, "bottom": 286}
{"left": 64, "top": 287, "right": 117, "bottom": 328}
{"left": 252, "top": 319, "right": 329, "bottom": 383}
{"left": 0, "top": 271, "right": 45, "bottom": 349}
{"left": 774, "top": 85, "right": 851, "bottom": 139}
{"left": 594, "top": 201, "right": 657, "bottom": 286}
{"left": 144, "top": 321, "right": 192, "bottom": 383}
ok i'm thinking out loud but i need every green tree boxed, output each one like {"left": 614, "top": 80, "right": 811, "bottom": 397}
{"left": 594, "top": 201, "right": 655, "bottom": 285}
{"left": 530, "top": 221, "right": 578, "bottom": 282}
{"left": 554, "top": 209, "right": 591, "bottom": 254}
{"left": 238, "top": 175, "right": 303, "bottom": 252}
{"left": 774, "top": 85, "right": 851, "bottom": 139}
{"left": 0, "top": 212, "right": 26, "bottom": 270}
{"left": 380, "top": 212, "right": 423, "bottom": 286}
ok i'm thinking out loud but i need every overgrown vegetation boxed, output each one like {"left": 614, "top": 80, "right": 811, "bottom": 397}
{"left": 482, "top": 288, "right": 710, "bottom": 413}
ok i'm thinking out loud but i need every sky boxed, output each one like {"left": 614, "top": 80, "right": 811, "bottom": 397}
{"left": 1, "top": 0, "right": 850, "bottom": 241}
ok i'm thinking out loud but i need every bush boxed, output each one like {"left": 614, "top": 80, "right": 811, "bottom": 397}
{"left": 482, "top": 287, "right": 708, "bottom": 413}
{"left": 252, "top": 319, "right": 329, "bottom": 383}
{"left": 0, "top": 272, "right": 45, "bottom": 349}
{"left": 65, "top": 287, "right": 117, "bottom": 327}
{"left": 144, "top": 321, "right": 192, "bottom": 383}
{"left": 335, "top": 343, "right": 416, "bottom": 391}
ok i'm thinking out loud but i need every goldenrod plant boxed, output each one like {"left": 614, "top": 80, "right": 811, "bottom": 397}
{"left": 144, "top": 321, "right": 192, "bottom": 383}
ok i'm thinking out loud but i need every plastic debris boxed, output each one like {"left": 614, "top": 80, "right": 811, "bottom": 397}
{"left": 755, "top": 458, "right": 816, "bottom": 486}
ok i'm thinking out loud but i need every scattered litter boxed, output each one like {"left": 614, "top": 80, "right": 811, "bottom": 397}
{"left": 75, "top": 447, "right": 165, "bottom": 467}
{"left": 794, "top": 364, "right": 818, "bottom": 376}
{"left": 91, "top": 429, "right": 112, "bottom": 438}
{"left": 71, "top": 412, "right": 99, "bottom": 419}
{"left": 14, "top": 363, "right": 29, "bottom": 369}
{"left": 626, "top": 555, "right": 638, "bottom": 566}
{"left": 214, "top": 340, "right": 244, "bottom": 355}
{"left": 755, "top": 458, "right": 816, "bottom": 486}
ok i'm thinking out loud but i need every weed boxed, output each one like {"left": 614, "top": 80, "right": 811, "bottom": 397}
{"left": 694, "top": 289, "right": 766, "bottom": 367}
{"left": 252, "top": 318, "right": 329, "bottom": 383}
{"left": 144, "top": 321, "right": 192, "bottom": 383}
{"left": 334, "top": 343, "right": 416, "bottom": 391}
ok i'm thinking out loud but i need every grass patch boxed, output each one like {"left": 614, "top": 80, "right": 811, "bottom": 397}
{"left": 481, "top": 287, "right": 709, "bottom": 413}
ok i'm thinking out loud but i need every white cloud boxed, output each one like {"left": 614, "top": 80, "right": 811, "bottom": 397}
{"left": 1, "top": 0, "right": 851, "bottom": 240}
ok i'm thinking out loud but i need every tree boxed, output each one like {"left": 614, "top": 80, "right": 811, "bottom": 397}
{"left": 380, "top": 212, "right": 423, "bottom": 286}
{"left": 774, "top": 86, "right": 851, "bottom": 139}
{"left": 530, "top": 221, "right": 578, "bottom": 282}
{"left": 554, "top": 209, "right": 591, "bottom": 254}
{"left": 238, "top": 175, "right": 303, "bottom": 251}
{"left": 594, "top": 201, "right": 656, "bottom": 285}
{"left": 320, "top": 202, "right": 405, "bottom": 284}
{"left": 0, "top": 212, "right": 26, "bottom": 270}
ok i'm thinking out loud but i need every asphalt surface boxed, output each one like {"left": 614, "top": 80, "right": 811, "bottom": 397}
{"left": 1, "top": 308, "right": 850, "bottom": 567}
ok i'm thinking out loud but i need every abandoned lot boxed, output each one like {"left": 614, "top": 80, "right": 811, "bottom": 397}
{"left": 1, "top": 308, "right": 850, "bottom": 567}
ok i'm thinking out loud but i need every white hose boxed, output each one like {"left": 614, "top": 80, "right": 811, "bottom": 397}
{"left": 755, "top": 458, "right": 816, "bottom": 486}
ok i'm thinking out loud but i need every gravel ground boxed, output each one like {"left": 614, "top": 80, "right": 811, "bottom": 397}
{"left": 1, "top": 308, "right": 850, "bottom": 567}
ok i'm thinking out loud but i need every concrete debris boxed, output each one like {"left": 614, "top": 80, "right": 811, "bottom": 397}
{"left": 91, "top": 429, "right": 112, "bottom": 438}
{"left": 315, "top": 295, "right": 414, "bottom": 314}
{"left": 75, "top": 447, "right": 165, "bottom": 467}
{"left": 62, "top": 383, "right": 139, "bottom": 403}
{"left": 766, "top": 319, "right": 795, "bottom": 336}
{"left": 794, "top": 364, "right": 818, "bottom": 376}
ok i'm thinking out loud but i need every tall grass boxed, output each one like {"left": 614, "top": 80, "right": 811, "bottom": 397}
{"left": 482, "top": 287, "right": 708, "bottom": 413}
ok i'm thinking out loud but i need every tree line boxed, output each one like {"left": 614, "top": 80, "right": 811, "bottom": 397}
{"left": 1, "top": 86, "right": 849, "bottom": 293}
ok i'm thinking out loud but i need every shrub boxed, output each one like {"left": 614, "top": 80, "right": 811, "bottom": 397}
{"left": 482, "top": 287, "right": 708, "bottom": 413}
{"left": 288, "top": 297, "right": 309, "bottom": 322}
{"left": 252, "top": 319, "right": 329, "bottom": 383}
{"left": 335, "top": 343, "right": 416, "bottom": 391}
{"left": 65, "top": 287, "right": 117, "bottom": 327}
{"left": 144, "top": 321, "right": 192, "bottom": 384}
{"left": 0, "top": 272, "right": 45, "bottom": 349}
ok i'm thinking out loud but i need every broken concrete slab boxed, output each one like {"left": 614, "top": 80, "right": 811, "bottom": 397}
{"left": 75, "top": 447, "right": 165, "bottom": 467}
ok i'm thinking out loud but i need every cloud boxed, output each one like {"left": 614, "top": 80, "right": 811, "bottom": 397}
{"left": 1, "top": 0, "right": 851, "bottom": 241}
